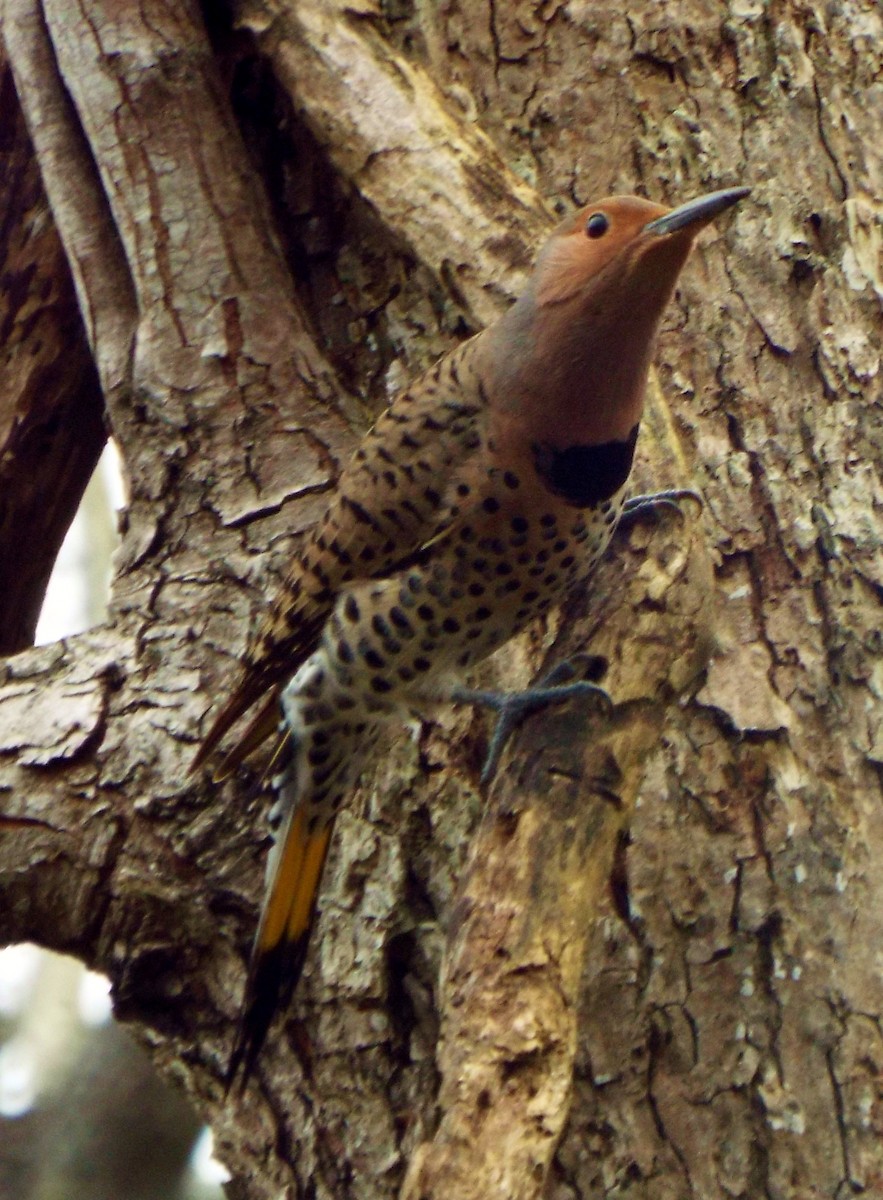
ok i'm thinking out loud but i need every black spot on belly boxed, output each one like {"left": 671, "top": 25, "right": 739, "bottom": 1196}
{"left": 532, "top": 423, "right": 639, "bottom": 507}
{"left": 372, "top": 615, "right": 393, "bottom": 639}
{"left": 390, "top": 606, "right": 414, "bottom": 634}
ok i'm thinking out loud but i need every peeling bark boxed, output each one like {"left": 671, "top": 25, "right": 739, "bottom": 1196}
{"left": 1, "top": 2, "right": 882, "bottom": 1199}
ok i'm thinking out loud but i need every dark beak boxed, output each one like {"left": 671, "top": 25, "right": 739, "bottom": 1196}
{"left": 644, "top": 186, "right": 751, "bottom": 236}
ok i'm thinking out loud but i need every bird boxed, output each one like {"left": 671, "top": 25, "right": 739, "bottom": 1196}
{"left": 193, "top": 184, "right": 750, "bottom": 1089}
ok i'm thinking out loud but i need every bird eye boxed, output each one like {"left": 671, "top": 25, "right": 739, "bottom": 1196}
{"left": 585, "top": 212, "right": 610, "bottom": 239}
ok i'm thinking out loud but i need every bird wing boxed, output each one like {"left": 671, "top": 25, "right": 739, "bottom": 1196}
{"left": 192, "top": 338, "right": 487, "bottom": 774}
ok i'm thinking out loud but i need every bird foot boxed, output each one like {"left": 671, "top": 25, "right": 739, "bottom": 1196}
{"left": 452, "top": 655, "right": 612, "bottom": 785}
{"left": 619, "top": 488, "right": 702, "bottom": 528}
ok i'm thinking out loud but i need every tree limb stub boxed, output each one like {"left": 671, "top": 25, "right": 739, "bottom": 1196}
{"left": 403, "top": 505, "right": 713, "bottom": 1200}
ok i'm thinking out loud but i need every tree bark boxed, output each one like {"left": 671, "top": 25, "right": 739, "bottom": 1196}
{"left": 1, "top": 2, "right": 882, "bottom": 1198}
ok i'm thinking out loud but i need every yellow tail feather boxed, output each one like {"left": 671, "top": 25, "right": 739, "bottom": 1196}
{"left": 286, "top": 821, "right": 333, "bottom": 943}
{"left": 257, "top": 806, "right": 330, "bottom": 951}
{"left": 225, "top": 806, "right": 334, "bottom": 1091}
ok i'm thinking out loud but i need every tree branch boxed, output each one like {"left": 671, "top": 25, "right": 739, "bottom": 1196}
{"left": 1, "top": 2, "right": 137, "bottom": 399}
{"left": 0, "top": 56, "right": 105, "bottom": 652}
{"left": 237, "top": 0, "right": 554, "bottom": 327}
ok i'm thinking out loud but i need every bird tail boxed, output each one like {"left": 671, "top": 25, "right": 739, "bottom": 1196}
{"left": 225, "top": 802, "right": 333, "bottom": 1092}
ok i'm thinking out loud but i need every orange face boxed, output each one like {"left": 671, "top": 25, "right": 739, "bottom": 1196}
{"left": 534, "top": 195, "right": 696, "bottom": 308}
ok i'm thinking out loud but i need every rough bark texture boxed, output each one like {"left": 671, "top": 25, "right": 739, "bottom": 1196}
{"left": 1, "top": 2, "right": 881, "bottom": 1199}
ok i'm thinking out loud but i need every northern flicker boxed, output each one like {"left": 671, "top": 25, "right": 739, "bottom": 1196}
{"left": 194, "top": 185, "right": 750, "bottom": 1087}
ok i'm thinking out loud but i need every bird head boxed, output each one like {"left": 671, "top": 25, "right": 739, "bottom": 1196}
{"left": 485, "top": 186, "right": 750, "bottom": 452}
{"left": 533, "top": 187, "right": 750, "bottom": 309}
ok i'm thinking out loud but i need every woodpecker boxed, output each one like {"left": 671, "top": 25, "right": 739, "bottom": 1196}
{"left": 194, "top": 185, "right": 750, "bottom": 1088}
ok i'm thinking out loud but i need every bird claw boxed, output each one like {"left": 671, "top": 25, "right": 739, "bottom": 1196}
{"left": 619, "top": 488, "right": 702, "bottom": 528}
{"left": 452, "top": 658, "right": 613, "bottom": 785}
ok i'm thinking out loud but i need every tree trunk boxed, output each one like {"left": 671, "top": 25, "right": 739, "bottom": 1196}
{"left": 1, "top": 2, "right": 881, "bottom": 1197}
